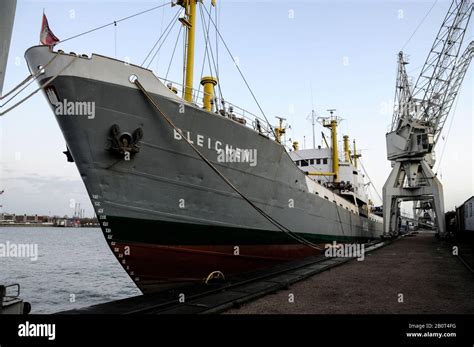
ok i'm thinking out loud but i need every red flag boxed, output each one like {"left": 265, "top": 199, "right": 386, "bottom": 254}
{"left": 40, "top": 13, "right": 60, "bottom": 47}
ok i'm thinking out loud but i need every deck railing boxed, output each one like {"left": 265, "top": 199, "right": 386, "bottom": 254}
{"left": 157, "top": 76, "right": 275, "bottom": 138}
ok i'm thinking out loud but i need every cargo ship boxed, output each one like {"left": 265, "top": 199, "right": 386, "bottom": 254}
{"left": 25, "top": 1, "right": 383, "bottom": 293}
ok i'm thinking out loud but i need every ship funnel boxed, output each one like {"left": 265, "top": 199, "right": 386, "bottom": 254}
{"left": 200, "top": 76, "right": 218, "bottom": 111}
{"left": 292, "top": 141, "right": 299, "bottom": 151}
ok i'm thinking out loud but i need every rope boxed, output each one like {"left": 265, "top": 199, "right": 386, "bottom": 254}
{"left": 204, "top": 3, "right": 224, "bottom": 102}
{"left": 141, "top": 9, "right": 182, "bottom": 68}
{"left": 0, "top": 57, "right": 76, "bottom": 117}
{"left": 58, "top": 2, "right": 172, "bottom": 44}
{"left": 197, "top": 3, "right": 223, "bottom": 103}
{"left": 114, "top": 21, "right": 117, "bottom": 58}
{"left": 0, "top": 77, "right": 37, "bottom": 107}
{"left": 215, "top": 2, "right": 220, "bottom": 88}
{"left": 285, "top": 143, "right": 350, "bottom": 237}
{"left": 283, "top": 141, "right": 372, "bottom": 236}
{"left": 133, "top": 78, "right": 323, "bottom": 251}
{"left": 0, "top": 54, "right": 59, "bottom": 101}
{"left": 165, "top": 24, "right": 183, "bottom": 81}
{"left": 0, "top": 75, "right": 34, "bottom": 100}
{"left": 201, "top": 5, "right": 277, "bottom": 140}
{"left": 146, "top": 20, "right": 180, "bottom": 70}
{"left": 197, "top": 4, "right": 214, "bottom": 101}
{"left": 401, "top": 0, "right": 439, "bottom": 51}
{"left": 358, "top": 159, "right": 383, "bottom": 205}
{"left": 332, "top": 189, "right": 346, "bottom": 236}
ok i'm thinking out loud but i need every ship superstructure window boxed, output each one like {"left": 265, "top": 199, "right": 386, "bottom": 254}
{"left": 310, "top": 159, "right": 314, "bottom": 165}
{"left": 323, "top": 158, "right": 328, "bottom": 164}
{"left": 353, "top": 171, "right": 358, "bottom": 175}
{"left": 301, "top": 160, "right": 308, "bottom": 167}
{"left": 316, "top": 159, "right": 321, "bottom": 164}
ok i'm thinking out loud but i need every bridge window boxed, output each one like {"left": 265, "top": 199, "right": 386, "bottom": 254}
{"left": 316, "top": 158, "right": 321, "bottom": 164}
{"left": 323, "top": 158, "right": 328, "bottom": 164}
{"left": 301, "top": 160, "right": 308, "bottom": 167}
{"left": 310, "top": 159, "right": 314, "bottom": 165}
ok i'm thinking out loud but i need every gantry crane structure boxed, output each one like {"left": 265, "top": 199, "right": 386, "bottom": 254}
{"left": 383, "top": 0, "right": 473, "bottom": 237}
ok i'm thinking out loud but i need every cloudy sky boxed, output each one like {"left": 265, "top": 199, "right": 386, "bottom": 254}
{"left": 0, "top": 0, "right": 472, "bottom": 217}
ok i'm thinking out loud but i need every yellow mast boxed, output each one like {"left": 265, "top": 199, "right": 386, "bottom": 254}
{"left": 329, "top": 119, "right": 339, "bottom": 182}
{"left": 307, "top": 113, "right": 340, "bottom": 182}
{"left": 179, "top": 0, "right": 217, "bottom": 104}
{"left": 352, "top": 139, "right": 361, "bottom": 168}
{"left": 343, "top": 135, "right": 350, "bottom": 162}
{"left": 180, "top": 0, "right": 197, "bottom": 103}
{"left": 322, "top": 111, "right": 339, "bottom": 183}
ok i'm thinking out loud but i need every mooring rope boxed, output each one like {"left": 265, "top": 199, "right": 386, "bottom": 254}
{"left": 133, "top": 78, "right": 323, "bottom": 251}
{"left": 0, "top": 54, "right": 59, "bottom": 102}
{"left": 0, "top": 57, "right": 76, "bottom": 117}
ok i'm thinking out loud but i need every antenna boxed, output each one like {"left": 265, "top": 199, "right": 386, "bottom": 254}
{"left": 310, "top": 83, "right": 316, "bottom": 149}
{"left": 327, "top": 108, "right": 336, "bottom": 118}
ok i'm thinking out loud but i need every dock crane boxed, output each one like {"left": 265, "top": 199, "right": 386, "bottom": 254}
{"left": 383, "top": 0, "right": 473, "bottom": 237}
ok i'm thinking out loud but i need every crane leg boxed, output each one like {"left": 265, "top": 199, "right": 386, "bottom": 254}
{"left": 383, "top": 162, "right": 403, "bottom": 238}
{"left": 420, "top": 160, "right": 446, "bottom": 236}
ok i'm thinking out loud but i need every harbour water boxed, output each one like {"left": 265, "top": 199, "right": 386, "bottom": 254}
{"left": 0, "top": 227, "right": 141, "bottom": 313}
